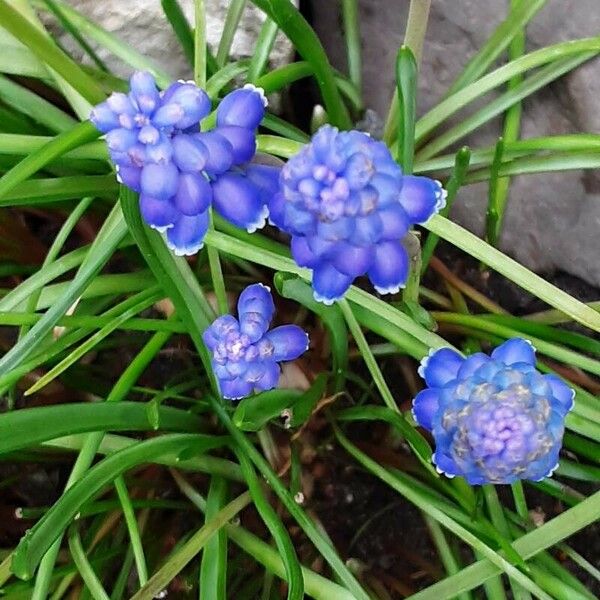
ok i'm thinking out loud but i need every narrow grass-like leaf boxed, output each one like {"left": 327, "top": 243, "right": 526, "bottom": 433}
{"left": 0, "top": 121, "right": 101, "bottom": 200}
{"left": 33, "top": 0, "right": 171, "bottom": 87}
{"left": 161, "top": 0, "right": 194, "bottom": 65}
{"left": 67, "top": 525, "right": 110, "bottom": 600}
{"left": 114, "top": 476, "right": 148, "bottom": 589}
{"left": 236, "top": 451, "right": 304, "bottom": 600}
{"left": 0, "top": 74, "right": 76, "bottom": 133}
{"left": 336, "top": 428, "right": 552, "bottom": 600}
{"left": 249, "top": 0, "right": 351, "bottom": 129}
{"left": 0, "top": 203, "right": 127, "bottom": 375}
{"left": 395, "top": 46, "right": 417, "bottom": 172}
{"left": 24, "top": 288, "right": 162, "bottom": 395}
{"left": 204, "top": 229, "right": 450, "bottom": 352}
{"left": 247, "top": 18, "right": 279, "bottom": 82}
{"left": 0, "top": 402, "right": 203, "bottom": 454}
{"left": 407, "top": 490, "right": 600, "bottom": 599}
{"left": 199, "top": 477, "right": 228, "bottom": 600}
{"left": 418, "top": 54, "right": 592, "bottom": 161}
{"left": 11, "top": 434, "right": 228, "bottom": 579}
{"left": 0, "top": 0, "right": 104, "bottom": 103}
{"left": 216, "top": 0, "right": 246, "bottom": 67}
{"left": 416, "top": 38, "right": 600, "bottom": 143}
{"left": 130, "top": 492, "right": 251, "bottom": 600}
{"left": 43, "top": 0, "right": 108, "bottom": 71}
{"left": 447, "top": 0, "right": 547, "bottom": 94}
{"left": 211, "top": 397, "right": 371, "bottom": 600}
{"left": 425, "top": 215, "right": 600, "bottom": 332}
{"left": 0, "top": 174, "right": 116, "bottom": 207}
{"left": 486, "top": 137, "right": 506, "bottom": 247}
{"left": 421, "top": 147, "right": 471, "bottom": 273}
{"left": 340, "top": 0, "right": 361, "bottom": 91}
{"left": 120, "top": 186, "right": 214, "bottom": 348}
{"left": 175, "top": 471, "right": 356, "bottom": 600}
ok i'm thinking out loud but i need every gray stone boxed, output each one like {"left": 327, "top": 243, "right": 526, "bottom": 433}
{"left": 44, "top": 0, "right": 295, "bottom": 80}
{"left": 310, "top": 0, "right": 600, "bottom": 287}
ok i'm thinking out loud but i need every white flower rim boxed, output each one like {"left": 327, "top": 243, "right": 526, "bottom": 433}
{"left": 243, "top": 83, "right": 269, "bottom": 108}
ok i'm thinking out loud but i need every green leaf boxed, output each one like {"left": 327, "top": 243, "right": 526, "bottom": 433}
{"left": 11, "top": 434, "right": 229, "bottom": 579}
{"left": 0, "top": 73, "right": 76, "bottom": 132}
{"left": 233, "top": 374, "right": 327, "bottom": 431}
{"left": 248, "top": 0, "right": 351, "bottom": 129}
{"left": 447, "top": 0, "right": 547, "bottom": 94}
{"left": 425, "top": 215, "right": 600, "bottom": 332}
{"left": 0, "top": 402, "right": 203, "bottom": 454}
{"left": 34, "top": 0, "right": 171, "bottom": 88}
{"left": 0, "top": 174, "right": 117, "bottom": 207}
{"left": 24, "top": 288, "right": 163, "bottom": 395}
{"left": 336, "top": 428, "right": 552, "bottom": 600}
{"left": 130, "top": 492, "right": 251, "bottom": 600}
{"left": 417, "top": 38, "right": 600, "bottom": 143}
{"left": 407, "top": 490, "right": 600, "bottom": 599}
{"left": 336, "top": 405, "right": 433, "bottom": 472}
{"left": 233, "top": 388, "right": 303, "bottom": 431}
{"left": 161, "top": 0, "right": 195, "bottom": 65}
{"left": 199, "top": 477, "right": 229, "bottom": 600}
{"left": 0, "top": 203, "right": 127, "bottom": 375}
{"left": 0, "top": 0, "right": 105, "bottom": 104}
{"left": 211, "top": 397, "right": 371, "bottom": 600}
{"left": 236, "top": 450, "right": 304, "bottom": 600}
{"left": 395, "top": 45, "right": 417, "bottom": 172}
{"left": 0, "top": 121, "right": 102, "bottom": 201}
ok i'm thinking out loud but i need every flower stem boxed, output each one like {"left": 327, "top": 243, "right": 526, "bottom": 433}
{"left": 194, "top": 0, "right": 207, "bottom": 88}
{"left": 195, "top": 0, "right": 228, "bottom": 315}
{"left": 383, "top": 0, "right": 431, "bottom": 146}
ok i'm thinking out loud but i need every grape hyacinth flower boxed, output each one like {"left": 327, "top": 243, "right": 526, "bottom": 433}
{"left": 268, "top": 125, "right": 446, "bottom": 303}
{"left": 203, "top": 284, "right": 309, "bottom": 400}
{"left": 91, "top": 73, "right": 278, "bottom": 256}
{"left": 413, "top": 338, "right": 575, "bottom": 485}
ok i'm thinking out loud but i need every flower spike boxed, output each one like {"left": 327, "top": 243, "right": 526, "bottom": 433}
{"left": 91, "top": 72, "right": 276, "bottom": 255}
{"left": 269, "top": 125, "right": 446, "bottom": 303}
{"left": 203, "top": 284, "right": 309, "bottom": 400}
{"left": 413, "top": 338, "right": 574, "bottom": 485}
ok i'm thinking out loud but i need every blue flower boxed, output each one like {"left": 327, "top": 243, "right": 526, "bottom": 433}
{"left": 413, "top": 338, "right": 575, "bottom": 485}
{"left": 91, "top": 73, "right": 277, "bottom": 256}
{"left": 203, "top": 284, "right": 309, "bottom": 400}
{"left": 268, "top": 125, "right": 446, "bottom": 304}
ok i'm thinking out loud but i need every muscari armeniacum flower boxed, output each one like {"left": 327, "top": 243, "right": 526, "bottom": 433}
{"left": 91, "top": 73, "right": 279, "bottom": 256}
{"left": 412, "top": 338, "right": 575, "bottom": 485}
{"left": 202, "top": 284, "right": 309, "bottom": 400}
{"left": 268, "top": 125, "right": 446, "bottom": 304}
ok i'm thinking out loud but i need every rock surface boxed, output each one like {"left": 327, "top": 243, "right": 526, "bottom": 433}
{"left": 44, "top": 0, "right": 295, "bottom": 80}
{"left": 310, "top": 0, "right": 600, "bottom": 287}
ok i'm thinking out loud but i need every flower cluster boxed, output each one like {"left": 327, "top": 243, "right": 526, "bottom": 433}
{"left": 413, "top": 339, "right": 574, "bottom": 484}
{"left": 91, "top": 72, "right": 279, "bottom": 255}
{"left": 268, "top": 125, "right": 446, "bottom": 303}
{"left": 202, "top": 284, "right": 309, "bottom": 399}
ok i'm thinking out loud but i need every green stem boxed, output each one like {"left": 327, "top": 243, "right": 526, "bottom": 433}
{"left": 194, "top": 0, "right": 207, "bottom": 88}
{"left": 114, "top": 476, "right": 148, "bottom": 588}
{"left": 383, "top": 0, "right": 431, "bottom": 144}
{"left": 67, "top": 526, "right": 111, "bottom": 600}
{"left": 195, "top": 0, "right": 227, "bottom": 316}
{"left": 341, "top": 0, "right": 362, "bottom": 92}
{"left": 339, "top": 299, "right": 399, "bottom": 413}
